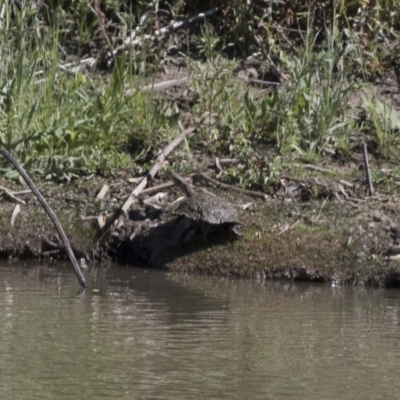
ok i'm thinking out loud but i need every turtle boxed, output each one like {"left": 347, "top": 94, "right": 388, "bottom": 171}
{"left": 169, "top": 172, "right": 242, "bottom": 244}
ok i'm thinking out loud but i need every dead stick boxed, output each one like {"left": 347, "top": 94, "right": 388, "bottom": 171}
{"left": 101, "top": 4, "right": 219, "bottom": 56}
{"left": 218, "top": 158, "right": 240, "bottom": 165}
{"left": 249, "top": 79, "right": 280, "bottom": 86}
{"left": 140, "top": 181, "right": 175, "bottom": 196}
{"left": 57, "top": 7, "right": 218, "bottom": 75}
{"left": 193, "top": 173, "right": 266, "bottom": 199}
{"left": 68, "top": 7, "right": 220, "bottom": 74}
{"left": 97, "top": 127, "right": 195, "bottom": 240}
{"left": 361, "top": 142, "right": 374, "bottom": 196}
{"left": 140, "top": 77, "right": 188, "bottom": 92}
{"left": 214, "top": 157, "right": 222, "bottom": 173}
{"left": 280, "top": 175, "right": 326, "bottom": 187}
{"left": 0, "top": 184, "right": 26, "bottom": 204}
{"left": 303, "top": 164, "right": 333, "bottom": 174}
{"left": 125, "top": 77, "right": 189, "bottom": 97}
{"left": 208, "top": 158, "right": 240, "bottom": 169}
{"left": 271, "top": 22, "right": 298, "bottom": 53}
{"left": 0, "top": 149, "right": 87, "bottom": 289}
{"left": 154, "top": 7, "right": 220, "bottom": 37}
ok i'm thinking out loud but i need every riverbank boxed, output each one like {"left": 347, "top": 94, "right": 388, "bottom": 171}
{"left": 1, "top": 169, "right": 400, "bottom": 288}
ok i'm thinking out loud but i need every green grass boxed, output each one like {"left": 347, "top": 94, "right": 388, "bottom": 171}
{"left": 0, "top": 0, "right": 399, "bottom": 190}
{"left": 186, "top": 16, "right": 360, "bottom": 188}
{"left": 0, "top": 0, "right": 180, "bottom": 179}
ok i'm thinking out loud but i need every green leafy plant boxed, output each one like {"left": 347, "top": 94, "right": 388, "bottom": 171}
{"left": 362, "top": 97, "right": 400, "bottom": 160}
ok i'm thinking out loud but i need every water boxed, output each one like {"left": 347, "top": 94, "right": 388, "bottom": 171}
{"left": 1, "top": 262, "right": 400, "bottom": 399}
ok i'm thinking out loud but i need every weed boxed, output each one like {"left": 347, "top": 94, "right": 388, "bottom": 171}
{"left": 362, "top": 96, "right": 400, "bottom": 160}
{"left": 0, "top": 1, "right": 182, "bottom": 179}
{"left": 0, "top": 0, "right": 399, "bottom": 188}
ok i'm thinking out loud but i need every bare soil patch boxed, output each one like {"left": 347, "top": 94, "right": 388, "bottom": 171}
{"left": 1, "top": 165, "right": 400, "bottom": 287}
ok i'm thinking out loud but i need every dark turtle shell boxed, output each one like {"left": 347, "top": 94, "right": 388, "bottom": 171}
{"left": 169, "top": 172, "right": 242, "bottom": 243}
{"left": 173, "top": 193, "right": 240, "bottom": 226}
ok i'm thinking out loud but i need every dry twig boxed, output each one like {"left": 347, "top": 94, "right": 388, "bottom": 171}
{"left": 249, "top": 79, "right": 281, "bottom": 86}
{"left": 0, "top": 184, "right": 26, "bottom": 204}
{"left": 124, "top": 77, "right": 189, "bottom": 97}
{"left": 193, "top": 173, "right": 267, "bottom": 199}
{"left": 271, "top": 22, "right": 298, "bottom": 53}
{"left": 96, "top": 185, "right": 110, "bottom": 200}
{"left": 361, "top": 141, "right": 374, "bottom": 196}
{"left": 153, "top": 7, "right": 219, "bottom": 37}
{"left": 97, "top": 126, "right": 194, "bottom": 240}
{"left": 303, "top": 164, "right": 333, "bottom": 174}
{"left": 58, "top": 7, "right": 219, "bottom": 74}
{"left": 140, "top": 181, "right": 175, "bottom": 196}
{"left": 209, "top": 158, "right": 240, "bottom": 169}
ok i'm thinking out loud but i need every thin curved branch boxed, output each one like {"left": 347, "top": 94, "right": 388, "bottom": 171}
{"left": 0, "top": 149, "right": 87, "bottom": 289}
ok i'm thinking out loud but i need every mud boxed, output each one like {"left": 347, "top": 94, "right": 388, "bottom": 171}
{"left": 1, "top": 169, "right": 400, "bottom": 288}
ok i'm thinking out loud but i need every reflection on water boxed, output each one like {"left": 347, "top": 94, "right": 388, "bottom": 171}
{"left": 0, "top": 262, "right": 400, "bottom": 399}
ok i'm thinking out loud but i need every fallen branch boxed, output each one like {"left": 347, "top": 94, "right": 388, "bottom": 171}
{"left": 271, "top": 22, "right": 298, "bottom": 53}
{"left": 96, "top": 184, "right": 110, "bottom": 200}
{"left": 153, "top": 7, "right": 220, "bottom": 37}
{"left": 141, "top": 77, "right": 189, "bottom": 92}
{"left": 249, "top": 79, "right": 281, "bottom": 86}
{"left": 0, "top": 183, "right": 26, "bottom": 204}
{"left": 58, "top": 7, "right": 220, "bottom": 74}
{"left": 339, "top": 179, "right": 354, "bottom": 188}
{"left": 192, "top": 173, "right": 267, "bottom": 199}
{"left": 58, "top": 58, "right": 96, "bottom": 74}
{"left": 0, "top": 149, "right": 87, "bottom": 289}
{"left": 97, "top": 126, "right": 195, "bottom": 240}
{"left": 124, "top": 77, "right": 189, "bottom": 97}
{"left": 140, "top": 181, "right": 175, "bottom": 196}
{"left": 111, "top": 7, "right": 220, "bottom": 66}
{"left": 278, "top": 219, "right": 300, "bottom": 236}
{"left": 333, "top": 191, "right": 343, "bottom": 202}
{"left": 128, "top": 0, "right": 154, "bottom": 42}
{"left": 281, "top": 175, "right": 333, "bottom": 189}
{"left": 214, "top": 157, "right": 222, "bottom": 173}
{"left": 208, "top": 158, "right": 240, "bottom": 169}
{"left": 303, "top": 164, "right": 333, "bottom": 174}
{"left": 337, "top": 184, "right": 349, "bottom": 198}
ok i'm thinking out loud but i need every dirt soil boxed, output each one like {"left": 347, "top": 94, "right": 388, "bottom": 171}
{"left": 2, "top": 152, "right": 400, "bottom": 288}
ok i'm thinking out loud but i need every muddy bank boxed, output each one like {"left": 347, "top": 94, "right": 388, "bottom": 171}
{"left": 1, "top": 173, "right": 400, "bottom": 288}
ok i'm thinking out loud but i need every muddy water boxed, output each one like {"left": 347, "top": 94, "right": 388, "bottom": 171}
{"left": 1, "top": 262, "right": 400, "bottom": 399}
